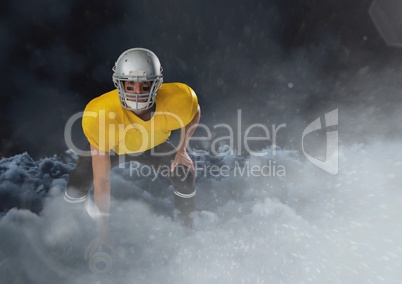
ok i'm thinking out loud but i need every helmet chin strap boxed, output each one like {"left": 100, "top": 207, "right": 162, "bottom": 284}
{"left": 125, "top": 99, "right": 150, "bottom": 110}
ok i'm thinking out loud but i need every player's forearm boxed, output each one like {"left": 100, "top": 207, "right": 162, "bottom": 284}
{"left": 177, "top": 105, "right": 201, "bottom": 152}
{"left": 90, "top": 145, "right": 112, "bottom": 239}
{"left": 93, "top": 179, "right": 111, "bottom": 239}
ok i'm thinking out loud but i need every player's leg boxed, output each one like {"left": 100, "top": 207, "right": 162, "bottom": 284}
{"left": 48, "top": 144, "right": 94, "bottom": 260}
{"left": 64, "top": 144, "right": 93, "bottom": 213}
{"left": 170, "top": 164, "right": 196, "bottom": 227}
{"left": 118, "top": 141, "right": 196, "bottom": 226}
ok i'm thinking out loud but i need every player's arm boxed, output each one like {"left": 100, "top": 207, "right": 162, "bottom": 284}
{"left": 84, "top": 145, "right": 113, "bottom": 259}
{"left": 180, "top": 104, "right": 201, "bottom": 151}
{"left": 171, "top": 105, "right": 201, "bottom": 173}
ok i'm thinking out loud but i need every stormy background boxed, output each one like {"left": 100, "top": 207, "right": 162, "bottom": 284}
{"left": 1, "top": 0, "right": 402, "bottom": 283}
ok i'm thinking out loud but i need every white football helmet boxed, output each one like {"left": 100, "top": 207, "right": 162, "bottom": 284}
{"left": 112, "top": 48, "right": 163, "bottom": 111}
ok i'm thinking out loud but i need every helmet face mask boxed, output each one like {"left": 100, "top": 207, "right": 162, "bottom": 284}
{"left": 112, "top": 48, "right": 163, "bottom": 111}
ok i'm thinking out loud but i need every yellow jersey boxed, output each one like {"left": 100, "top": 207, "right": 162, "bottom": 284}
{"left": 82, "top": 82, "right": 198, "bottom": 154}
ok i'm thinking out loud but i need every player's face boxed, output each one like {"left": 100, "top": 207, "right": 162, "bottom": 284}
{"left": 124, "top": 81, "right": 152, "bottom": 94}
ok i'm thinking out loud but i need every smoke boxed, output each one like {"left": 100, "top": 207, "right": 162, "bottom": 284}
{"left": 1, "top": 138, "right": 402, "bottom": 283}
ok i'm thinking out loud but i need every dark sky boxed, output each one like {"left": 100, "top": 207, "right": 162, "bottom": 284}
{"left": 0, "top": 0, "right": 401, "bottom": 159}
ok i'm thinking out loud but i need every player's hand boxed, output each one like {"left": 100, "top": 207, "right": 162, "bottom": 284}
{"left": 171, "top": 150, "right": 195, "bottom": 176}
{"left": 84, "top": 236, "right": 115, "bottom": 261}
